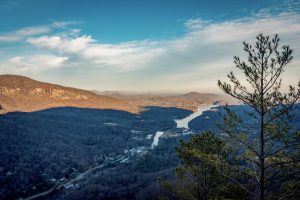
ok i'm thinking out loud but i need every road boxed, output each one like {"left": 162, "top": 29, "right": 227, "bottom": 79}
{"left": 23, "top": 155, "right": 128, "bottom": 200}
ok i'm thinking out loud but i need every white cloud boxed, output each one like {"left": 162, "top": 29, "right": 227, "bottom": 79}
{"left": 0, "top": 35, "right": 20, "bottom": 42}
{"left": 24, "top": 12, "right": 300, "bottom": 74}
{"left": 1, "top": 10, "right": 300, "bottom": 92}
{"left": 28, "top": 55, "right": 68, "bottom": 68}
{"left": 27, "top": 35, "right": 94, "bottom": 53}
{"left": 0, "top": 55, "right": 68, "bottom": 74}
{"left": 0, "top": 21, "right": 78, "bottom": 43}
{"left": 81, "top": 43, "right": 164, "bottom": 71}
{"left": 8, "top": 56, "right": 23, "bottom": 64}
{"left": 51, "top": 21, "right": 81, "bottom": 28}
{"left": 184, "top": 18, "right": 210, "bottom": 30}
{"left": 0, "top": 26, "right": 50, "bottom": 42}
{"left": 196, "top": 13, "right": 300, "bottom": 43}
{"left": 15, "top": 26, "right": 50, "bottom": 36}
{"left": 28, "top": 35, "right": 164, "bottom": 70}
{"left": 27, "top": 36, "right": 62, "bottom": 48}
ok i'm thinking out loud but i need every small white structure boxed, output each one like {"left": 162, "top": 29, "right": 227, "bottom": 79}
{"left": 64, "top": 183, "right": 75, "bottom": 190}
{"left": 146, "top": 134, "right": 152, "bottom": 139}
{"left": 50, "top": 178, "right": 56, "bottom": 182}
{"left": 59, "top": 177, "right": 66, "bottom": 182}
{"left": 103, "top": 122, "right": 118, "bottom": 126}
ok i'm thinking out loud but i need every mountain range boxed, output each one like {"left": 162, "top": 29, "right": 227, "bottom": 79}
{"left": 0, "top": 74, "right": 235, "bottom": 114}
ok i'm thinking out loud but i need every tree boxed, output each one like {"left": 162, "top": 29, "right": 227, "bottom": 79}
{"left": 218, "top": 33, "right": 300, "bottom": 200}
{"left": 159, "top": 131, "right": 247, "bottom": 200}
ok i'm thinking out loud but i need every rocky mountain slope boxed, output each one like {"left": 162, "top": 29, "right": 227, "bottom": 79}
{"left": 0, "top": 75, "right": 138, "bottom": 114}
{"left": 0, "top": 74, "right": 235, "bottom": 114}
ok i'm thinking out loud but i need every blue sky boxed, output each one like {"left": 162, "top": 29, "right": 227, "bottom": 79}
{"left": 0, "top": 0, "right": 300, "bottom": 93}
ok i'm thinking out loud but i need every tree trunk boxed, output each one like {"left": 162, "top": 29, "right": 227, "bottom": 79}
{"left": 197, "top": 170, "right": 201, "bottom": 200}
{"left": 204, "top": 165, "right": 207, "bottom": 200}
{"left": 259, "top": 112, "right": 264, "bottom": 200}
{"left": 259, "top": 56, "right": 265, "bottom": 200}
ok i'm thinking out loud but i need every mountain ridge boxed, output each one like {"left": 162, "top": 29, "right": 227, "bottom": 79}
{"left": 0, "top": 74, "right": 138, "bottom": 113}
{"left": 92, "top": 90, "right": 236, "bottom": 111}
{"left": 0, "top": 74, "right": 235, "bottom": 114}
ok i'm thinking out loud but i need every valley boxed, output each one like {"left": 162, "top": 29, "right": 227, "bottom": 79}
{"left": 0, "top": 98, "right": 225, "bottom": 200}
{"left": 0, "top": 106, "right": 190, "bottom": 199}
{"left": 1, "top": 101, "right": 299, "bottom": 200}
{"left": 1, "top": 75, "right": 299, "bottom": 200}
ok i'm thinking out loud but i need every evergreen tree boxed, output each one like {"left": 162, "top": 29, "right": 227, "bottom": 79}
{"left": 218, "top": 33, "right": 300, "bottom": 200}
{"left": 159, "top": 131, "right": 247, "bottom": 200}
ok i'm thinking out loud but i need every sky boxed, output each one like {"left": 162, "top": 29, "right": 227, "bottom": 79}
{"left": 0, "top": 0, "right": 300, "bottom": 93}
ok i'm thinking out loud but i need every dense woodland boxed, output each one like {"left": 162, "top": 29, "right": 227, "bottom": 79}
{"left": 0, "top": 106, "right": 191, "bottom": 199}
{"left": 0, "top": 103, "right": 299, "bottom": 199}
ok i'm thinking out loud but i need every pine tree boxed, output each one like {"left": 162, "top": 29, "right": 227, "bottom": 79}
{"left": 218, "top": 33, "right": 300, "bottom": 200}
{"left": 159, "top": 131, "right": 247, "bottom": 200}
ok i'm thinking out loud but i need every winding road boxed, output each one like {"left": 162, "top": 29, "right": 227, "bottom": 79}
{"left": 23, "top": 155, "right": 128, "bottom": 200}
{"left": 24, "top": 105, "right": 218, "bottom": 200}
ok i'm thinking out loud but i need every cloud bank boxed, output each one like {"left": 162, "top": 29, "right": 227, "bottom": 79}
{"left": 0, "top": 11, "right": 300, "bottom": 92}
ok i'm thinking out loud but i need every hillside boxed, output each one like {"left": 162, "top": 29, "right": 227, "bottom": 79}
{"left": 95, "top": 91, "right": 236, "bottom": 111}
{"left": 0, "top": 106, "right": 190, "bottom": 199}
{"left": 0, "top": 75, "right": 138, "bottom": 114}
{"left": 0, "top": 75, "right": 235, "bottom": 114}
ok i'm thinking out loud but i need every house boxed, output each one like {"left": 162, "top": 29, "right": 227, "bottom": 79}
{"left": 63, "top": 183, "right": 75, "bottom": 190}
{"left": 59, "top": 177, "right": 66, "bottom": 182}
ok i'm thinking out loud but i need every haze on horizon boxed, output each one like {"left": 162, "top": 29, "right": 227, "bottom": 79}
{"left": 0, "top": 0, "right": 300, "bottom": 93}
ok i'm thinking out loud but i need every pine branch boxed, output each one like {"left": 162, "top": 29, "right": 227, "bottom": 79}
{"left": 278, "top": 188, "right": 298, "bottom": 200}
{"left": 222, "top": 90, "right": 260, "bottom": 113}
{"left": 263, "top": 63, "right": 286, "bottom": 94}
{"left": 265, "top": 97, "right": 299, "bottom": 125}
{"left": 265, "top": 160, "right": 300, "bottom": 170}
{"left": 224, "top": 128, "right": 261, "bottom": 158}
{"left": 264, "top": 143, "right": 300, "bottom": 159}
{"left": 218, "top": 171, "right": 255, "bottom": 195}
{"left": 265, "top": 170, "right": 300, "bottom": 189}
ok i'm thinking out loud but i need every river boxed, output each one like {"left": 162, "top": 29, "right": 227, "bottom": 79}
{"left": 174, "top": 104, "right": 218, "bottom": 129}
{"left": 151, "top": 104, "right": 217, "bottom": 148}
